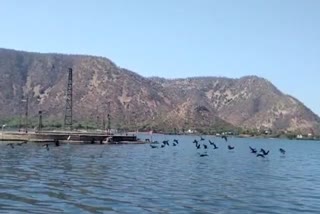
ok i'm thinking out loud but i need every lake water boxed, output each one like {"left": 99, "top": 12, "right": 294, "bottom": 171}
{"left": 0, "top": 134, "right": 320, "bottom": 213}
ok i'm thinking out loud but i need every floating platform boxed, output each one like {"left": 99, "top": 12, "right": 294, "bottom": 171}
{"left": 0, "top": 131, "right": 143, "bottom": 144}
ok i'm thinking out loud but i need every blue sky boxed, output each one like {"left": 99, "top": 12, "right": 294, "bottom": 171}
{"left": 0, "top": 0, "right": 319, "bottom": 115}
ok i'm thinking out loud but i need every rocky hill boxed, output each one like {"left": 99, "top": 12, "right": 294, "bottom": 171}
{"left": 0, "top": 48, "right": 319, "bottom": 134}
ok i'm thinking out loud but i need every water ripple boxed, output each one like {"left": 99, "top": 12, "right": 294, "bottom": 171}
{"left": 0, "top": 137, "right": 319, "bottom": 213}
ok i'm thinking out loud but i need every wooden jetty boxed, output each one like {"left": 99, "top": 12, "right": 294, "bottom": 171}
{"left": 0, "top": 131, "right": 144, "bottom": 144}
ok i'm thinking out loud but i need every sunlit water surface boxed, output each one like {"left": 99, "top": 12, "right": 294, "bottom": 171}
{"left": 0, "top": 134, "right": 320, "bottom": 213}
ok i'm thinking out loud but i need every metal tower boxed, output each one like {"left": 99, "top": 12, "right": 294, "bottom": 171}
{"left": 64, "top": 68, "right": 73, "bottom": 130}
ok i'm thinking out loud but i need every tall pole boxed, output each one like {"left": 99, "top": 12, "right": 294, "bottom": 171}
{"left": 107, "top": 101, "right": 111, "bottom": 133}
{"left": 38, "top": 110, "right": 43, "bottom": 132}
{"left": 96, "top": 115, "right": 100, "bottom": 130}
{"left": 126, "top": 103, "right": 130, "bottom": 132}
{"left": 107, "top": 114, "right": 111, "bottom": 134}
{"left": 102, "top": 111, "right": 106, "bottom": 131}
{"left": 25, "top": 96, "right": 29, "bottom": 133}
{"left": 18, "top": 97, "right": 23, "bottom": 132}
{"left": 151, "top": 116, "right": 154, "bottom": 142}
{"left": 64, "top": 68, "right": 73, "bottom": 130}
{"left": 2, "top": 124, "right": 6, "bottom": 141}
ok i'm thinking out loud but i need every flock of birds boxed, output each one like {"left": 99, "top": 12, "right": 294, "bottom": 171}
{"left": 4, "top": 135, "right": 287, "bottom": 158}
{"left": 149, "top": 135, "right": 286, "bottom": 158}
{"left": 6, "top": 139, "right": 61, "bottom": 151}
{"left": 6, "top": 141, "right": 27, "bottom": 148}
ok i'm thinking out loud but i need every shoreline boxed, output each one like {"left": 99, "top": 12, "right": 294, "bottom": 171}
{"left": 134, "top": 132, "right": 320, "bottom": 141}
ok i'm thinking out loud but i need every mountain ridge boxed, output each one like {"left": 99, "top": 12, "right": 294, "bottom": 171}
{"left": 0, "top": 48, "right": 319, "bottom": 134}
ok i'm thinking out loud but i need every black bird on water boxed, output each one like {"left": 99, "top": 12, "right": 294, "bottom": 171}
{"left": 279, "top": 148, "right": 286, "bottom": 155}
{"left": 199, "top": 153, "right": 208, "bottom": 157}
{"left": 173, "top": 139, "right": 179, "bottom": 144}
{"left": 249, "top": 146, "right": 257, "bottom": 153}
{"left": 222, "top": 135, "right": 228, "bottom": 142}
{"left": 203, "top": 144, "right": 208, "bottom": 149}
{"left": 17, "top": 141, "right": 27, "bottom": 146}
{"left": 150, "top": 144, "right": 158, "bottom": 149}
{"left": 43, "top": 144, "right": 50, "bottom": 151}
{"left": 7, "top": 143, "right": 14, "bottom": 149}
{"left": 54, "top": 139, "right": 60, "bottom": 147}
{"left": 200, "top": 137, "right": 205, "bottom": 141}
{"left": 256, "top": 153, "right": 265, "bottom": 158}
{"left": 196, "top": 144, "right": 201, "bottom": 149}
{"left": 162, "top": 140, "right": 170, "bottom": 146}
{"left": 161, "top": 144, "right": 165, "bottom": 148}
{"left": 228, "top": 145, "right": 235, "bottom": 150}
{"left": 193, "top": 140, "right": 199, "bottom": 145}
{"left": 213, "top": 143, "right": 218, "bottom": 150}
{"left": 209, "top": 141, "right": 218, "bottom": 149}
{"left": 260, "top": 149, "right": 269, "bottom": 156}
{"left": 172, "top": 143, "right": 177, "bottom": 147}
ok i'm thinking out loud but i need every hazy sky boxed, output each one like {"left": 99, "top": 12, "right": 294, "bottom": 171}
{"left": 0, "top": 0, "right": 319, "bottom": 115}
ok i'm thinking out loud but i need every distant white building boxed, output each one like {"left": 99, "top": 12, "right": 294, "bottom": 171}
{"left": 187, "top": 129, "right": 194, "bottom": 134}
{"left": 296, "top": 134, "right": 303, "bottom": 139}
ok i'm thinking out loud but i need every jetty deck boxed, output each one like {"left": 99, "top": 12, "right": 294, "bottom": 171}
{"left": 0, "top": 131, "right": 142, "bottom": 144}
